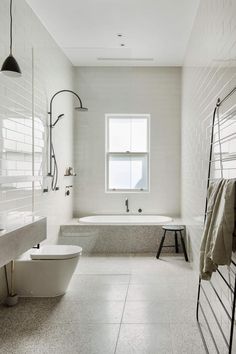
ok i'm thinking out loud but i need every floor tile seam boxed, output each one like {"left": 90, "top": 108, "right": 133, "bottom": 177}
{"left": 120, "top": 320, "right": 172, "bottom": 324}
{"left": 76, "top": 273, "right": 131, "bottom": 276}
{"left": 126, "top": 298, "right": 196, "bottom": 302}
{"left": 1, "top": 319, "right": 201, "bottom": 327}
{"left": 56, "top": 299, "right": 126, "bottom": 303}
{"left": 61, "top": 299, "right": 128, "bottom": 302}
{"left": 123, "top": 299, "right": 197, "bottom": 303}
{"left": 75, "top": 273, "right": 131, "bottom": 276}
{"left": 37, "top": 320, "right": 122, "bottom": 325}
{"left": 120, "top": 320, "right": 199, "bottom": 325}
{"left": 114, "top": 274, "right": 132, "bottom": 354}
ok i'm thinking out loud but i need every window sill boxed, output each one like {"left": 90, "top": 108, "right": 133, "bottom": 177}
{"left": 105, "top": 189, "right": 150, "bottom": 194}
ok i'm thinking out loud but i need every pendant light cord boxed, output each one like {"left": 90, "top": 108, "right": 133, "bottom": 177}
{"left": 1, "top": 0, "right": 22, "bottom": 76}
{"left": 10, "top": 0, "right": 13, "bottom": 54}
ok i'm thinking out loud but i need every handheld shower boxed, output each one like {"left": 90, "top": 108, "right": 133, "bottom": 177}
{"left": 52, "top": 114, "right": 64, "bottom": 127}
{"left": 50, "top": 114, "right": 64, "bottom": 190}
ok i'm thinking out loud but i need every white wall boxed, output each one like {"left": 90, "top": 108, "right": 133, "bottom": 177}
{"left": 74, "top": 67, "right": 181, "bottom": 217}
{"left": 182, "top": 3, "right": 236, "bottom": 350}
{"left": 182, "top": 0, "right": 236, "bottom": 267}
{"left": 0, "top": 0, "right": 74, "bottom": 302}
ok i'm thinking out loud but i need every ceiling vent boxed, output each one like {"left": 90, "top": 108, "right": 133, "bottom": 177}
{"left": 97, "top": 57, "right": 154, "bottom": 61}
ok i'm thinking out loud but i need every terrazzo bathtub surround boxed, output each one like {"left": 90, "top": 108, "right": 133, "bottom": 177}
{"left": 60, "top": 223, "right": 185, "bottom": 254}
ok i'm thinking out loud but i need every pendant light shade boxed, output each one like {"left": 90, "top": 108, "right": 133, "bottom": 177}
{"left": 1, "top": 54, "right": 21, "bottom": 77}
{"left": 1, "top": 0, "right": 22, "bottom": 77}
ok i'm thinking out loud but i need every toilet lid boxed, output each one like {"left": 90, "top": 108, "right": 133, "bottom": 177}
{"left": 30, "top": 245, "right": 82, "bottom": 260}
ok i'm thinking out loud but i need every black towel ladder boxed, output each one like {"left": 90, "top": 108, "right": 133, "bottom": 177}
{"left": 196, "top": 86, "right": 236, "bottom": 354}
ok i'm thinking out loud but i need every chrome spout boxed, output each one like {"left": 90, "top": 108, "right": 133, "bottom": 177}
{"left": 125, "top": 198, "right": 129, "bottom": 213}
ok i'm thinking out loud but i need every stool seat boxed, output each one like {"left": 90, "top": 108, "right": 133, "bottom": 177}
{"left": 162, "top": 225, "right": 185, "bottom": 232}
{"left": 156, "top": 225, "right": 188, "bottom": 262}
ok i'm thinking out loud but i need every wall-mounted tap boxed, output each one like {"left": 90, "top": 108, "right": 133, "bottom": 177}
{"left": 125, "top": 198, "right": 129, "bottom": 213}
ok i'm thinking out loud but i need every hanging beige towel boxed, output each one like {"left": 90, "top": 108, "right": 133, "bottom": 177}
{"left": 200, "top": 178, "right": 236, "bottom": 280}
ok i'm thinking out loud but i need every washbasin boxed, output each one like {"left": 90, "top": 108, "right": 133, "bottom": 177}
{"left": 0, "top": 215, "right": 46, "bottom": 268}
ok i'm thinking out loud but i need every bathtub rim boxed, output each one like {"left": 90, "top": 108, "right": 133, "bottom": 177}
{"left": 78, "top": 214, "right": 173, "bottom": 226}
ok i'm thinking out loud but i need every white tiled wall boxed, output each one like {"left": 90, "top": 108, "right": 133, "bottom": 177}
{"left": 74, "top": 67, "right": 181, "bottom": 217}
{"left": 182, "top": 0, "right": 236, "bottom": 267}
{"left": 182, "top": 0, "right": 236, "bottom": 350}
{"left": 0, "top": 0, "right": 74, "bottom": 301}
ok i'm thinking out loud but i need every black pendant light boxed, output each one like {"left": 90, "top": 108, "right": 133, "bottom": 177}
{"left": 1, "top": 0, "right": 22, "bottom": 77}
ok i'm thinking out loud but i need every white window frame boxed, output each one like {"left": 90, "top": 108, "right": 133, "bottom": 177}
{"left": 105, "top": 113, "right": 150, "bottom": 193}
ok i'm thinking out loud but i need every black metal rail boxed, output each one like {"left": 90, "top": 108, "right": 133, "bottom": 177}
{"left": 196, "top": 86, "right": 236, "bottom": 354}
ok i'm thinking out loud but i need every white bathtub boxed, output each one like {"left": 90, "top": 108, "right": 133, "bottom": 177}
{"left": 78, "top": 215, "right": 172, "bottom": 225}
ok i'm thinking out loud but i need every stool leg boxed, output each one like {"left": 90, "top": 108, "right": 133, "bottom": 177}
{"left": 179, "top": 231, "right": 188, "bottom": 262}
{"left": 156, "top": 230, "right": 166, "bottom": 259}
{"left": 175, "top": 231, "right": 179, "bottom": 253}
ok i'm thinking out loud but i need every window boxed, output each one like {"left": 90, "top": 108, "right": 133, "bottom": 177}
{"left": 106, "top": 114, "right": 150, "bottom": 192}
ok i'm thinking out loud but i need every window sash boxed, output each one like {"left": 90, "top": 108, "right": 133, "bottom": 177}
{"left": 107, "top": 114, "right": 150, "bottom": 153}
{"left": 106, "top": 152, "right": 149, "bottom": 192}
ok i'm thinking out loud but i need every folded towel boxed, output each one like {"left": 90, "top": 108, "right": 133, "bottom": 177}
{"left": 200, "top": 178, "right": 236, "bottom": 280}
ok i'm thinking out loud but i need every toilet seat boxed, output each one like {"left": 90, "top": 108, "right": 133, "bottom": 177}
{"left": 30, "top": 245, "right": 82, "bottom": 260}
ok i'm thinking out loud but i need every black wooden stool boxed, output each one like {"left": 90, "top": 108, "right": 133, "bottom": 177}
{"left": 156, "top": 225, "right": 188, "bottom": 262}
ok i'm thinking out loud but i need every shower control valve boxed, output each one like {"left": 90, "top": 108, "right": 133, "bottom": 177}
{"left": 65, "top": 185, "right": 73, "bottom": 197}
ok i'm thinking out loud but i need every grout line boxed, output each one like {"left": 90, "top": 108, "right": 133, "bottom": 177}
{"left": 114, "top": 273, "right": 131, "bottom": 354}
{"left": 75, "top": 273, "right": 130, "bottom": 276}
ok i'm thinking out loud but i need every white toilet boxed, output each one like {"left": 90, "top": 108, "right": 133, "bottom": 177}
{"left": 15, "top": 245, "right": 82, "bottom": 297}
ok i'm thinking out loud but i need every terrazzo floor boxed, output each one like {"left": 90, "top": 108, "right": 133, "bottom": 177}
{"left": 0, "top": 254, "right": 232, "bottom": 353}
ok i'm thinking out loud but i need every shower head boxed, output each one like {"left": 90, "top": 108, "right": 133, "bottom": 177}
{"left": 52, "top": 114, "right": 64, "bottom": 127}
{"left": 75, "top": 106, "right": 88, "bottom": 112}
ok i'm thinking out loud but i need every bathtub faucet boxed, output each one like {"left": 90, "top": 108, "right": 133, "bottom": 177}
{"left": 125, "top": 198, "right": 129, "bottom": 213}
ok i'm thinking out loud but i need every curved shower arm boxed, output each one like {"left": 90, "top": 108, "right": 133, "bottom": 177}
{"left": 48, "top": 89, "right": 83, "bottom": 117}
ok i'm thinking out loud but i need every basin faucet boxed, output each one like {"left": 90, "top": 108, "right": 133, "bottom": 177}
{"left": 125, "top": 198, "right": 129, "bottom": 213}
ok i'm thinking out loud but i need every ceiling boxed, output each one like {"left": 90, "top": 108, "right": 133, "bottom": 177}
{"left": 26, "top": 0, "right": 200, "bottom": 66}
